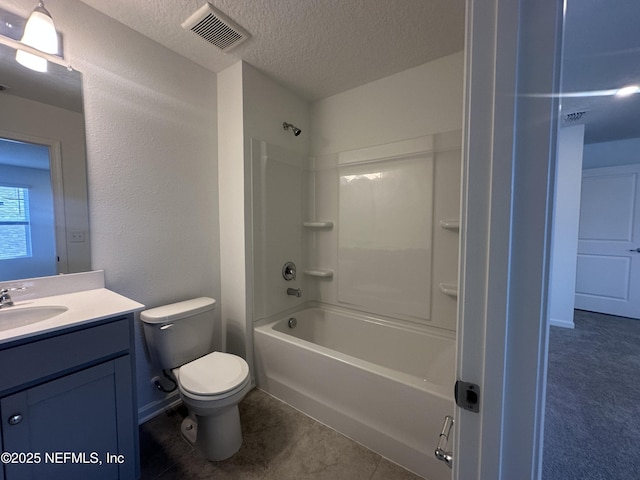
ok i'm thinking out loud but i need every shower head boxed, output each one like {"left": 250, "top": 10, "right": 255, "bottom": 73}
{"left": 283, "top": 122, "right": 302, "bottom": 136}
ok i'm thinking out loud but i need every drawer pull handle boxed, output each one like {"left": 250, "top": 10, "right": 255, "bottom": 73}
{"left": 8, "top": 413, "right": 23, "bottom": 425}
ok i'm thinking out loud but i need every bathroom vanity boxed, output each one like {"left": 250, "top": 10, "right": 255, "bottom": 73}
{"left": 0, "top": 272, "right": 143, "bottom": 480}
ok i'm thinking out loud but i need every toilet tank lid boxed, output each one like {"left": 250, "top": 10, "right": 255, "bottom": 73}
{"left": 140, "top": 297, "right": 216, "bottom": 324}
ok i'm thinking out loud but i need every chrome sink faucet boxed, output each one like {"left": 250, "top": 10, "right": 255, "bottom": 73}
{"left": 0, "top": 288, "right": 15, "bottom": 308}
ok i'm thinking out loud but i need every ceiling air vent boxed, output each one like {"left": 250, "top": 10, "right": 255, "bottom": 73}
{"left": 182, "top": 3, "right": 250, "bottom": 52}
{"left": 563, "top": 110, "right": 588, "bottom": 124}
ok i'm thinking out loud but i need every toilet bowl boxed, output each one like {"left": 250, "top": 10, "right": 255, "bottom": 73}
{"left": 141, "top": 298, "right": 252, "bottom": 461}
{"left": 174, "top": 351, "right": 251, "bottom": 460}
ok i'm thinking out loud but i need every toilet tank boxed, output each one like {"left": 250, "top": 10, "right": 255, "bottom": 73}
{"left": 141, "top": 297, "right": 216, "bottom": 370}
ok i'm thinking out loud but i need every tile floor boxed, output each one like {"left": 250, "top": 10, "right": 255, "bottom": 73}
{"left": 139, "top": 388, "right": 424, "bottom": 480}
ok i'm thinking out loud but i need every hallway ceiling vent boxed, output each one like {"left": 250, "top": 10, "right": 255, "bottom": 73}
{"left": 181, "top": 3, "right": 251, "bottom": 52}
{"left": 563, "top": 110, "right": 588, "bottom": 124}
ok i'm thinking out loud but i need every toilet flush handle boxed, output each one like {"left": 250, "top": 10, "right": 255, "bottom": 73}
{"left": 160, "top": 323, "right": 174, "bottom": 330}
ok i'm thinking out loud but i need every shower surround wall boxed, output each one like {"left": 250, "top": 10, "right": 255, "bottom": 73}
{"left": 307, "top": 131, "right": 461, "bottom": 330}
{"left": 251, "top": 52, "right": 464, "bottom": 329}
{"left": 251, "top": 139, "right": 308, "bottom": 321}
{"left": 306, "top": 52, "right": 464, "bottom": 330}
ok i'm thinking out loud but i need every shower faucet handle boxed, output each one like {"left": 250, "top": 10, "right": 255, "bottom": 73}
{"left": 282, "top": 262, "right": 297, "bottom": 281}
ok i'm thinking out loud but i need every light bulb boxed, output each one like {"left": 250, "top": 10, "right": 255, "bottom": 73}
{"left": 15, "top": 2, "right": 58, "bottom": 73}
{"left": 615, "top": 85, "right": 640, "bottom": 97}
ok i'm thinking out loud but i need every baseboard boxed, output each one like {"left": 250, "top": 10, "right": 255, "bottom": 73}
{"left": 549, "top": 317, "right": 575, "bottom": 329}
{"left": 138, "top": 393, "right": 182, "bottom": 424}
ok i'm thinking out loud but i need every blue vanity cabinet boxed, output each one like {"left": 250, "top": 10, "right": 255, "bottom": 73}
{"left": 0, "top": 315, "right": 138, "bottom": 480}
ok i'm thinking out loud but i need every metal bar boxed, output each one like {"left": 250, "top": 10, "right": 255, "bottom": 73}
{"left": 0, "top": 34, "right": 72, "bottom": 70}
{"left": 434, "top": 415, "right": 454, "bottom": 468}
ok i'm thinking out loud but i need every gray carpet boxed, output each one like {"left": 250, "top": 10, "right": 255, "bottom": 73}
{"left": 543, "top": 310, "right": 640, "bottom": 479}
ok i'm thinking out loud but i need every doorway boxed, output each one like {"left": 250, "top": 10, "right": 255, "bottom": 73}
{"left": 0, "top": 136, "right": 58, "bottom": 281}
{"left": 575, "top": 164, "right": 640, "bottom": 319}
{"left": 544, "top": 0, "right": 640, "bottom": 477}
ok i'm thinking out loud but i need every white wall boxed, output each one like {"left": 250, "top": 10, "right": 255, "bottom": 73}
{"left": 217, "top": 62, "right": 246, "bottom": 359}
{"left": 4, "top": 0, "right": 220, "bottom": 421}
{"left": 311, "top": 53, "right": 464, "bottom": 156}
{"left": 243, "top": 64, "right": 309, "bottom": 157}
{"left": 583, "top": 137, "right": 640, "bottom": 168}
{"left": 549, "top": 124, "right": 585, "bottom": 328}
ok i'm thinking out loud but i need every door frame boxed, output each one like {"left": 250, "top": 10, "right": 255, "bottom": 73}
{"left": 0, "top": 129, "right": 68, "bottom": 275}
{"left": 455, "top": 1, "right": 563, "bottom": 478}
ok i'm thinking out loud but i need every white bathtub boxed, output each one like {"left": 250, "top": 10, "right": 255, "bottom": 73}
{"left": 253, "top": 305, "right": 455, "bottom": 480}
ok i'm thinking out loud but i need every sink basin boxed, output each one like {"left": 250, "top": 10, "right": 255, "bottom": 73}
{"left": 0, "top": 305, "right": 68, "bottom": 332}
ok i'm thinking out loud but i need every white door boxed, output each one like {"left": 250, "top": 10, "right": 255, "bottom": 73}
{"left": 575, "top": 164, "right": 640, "bottom": 319}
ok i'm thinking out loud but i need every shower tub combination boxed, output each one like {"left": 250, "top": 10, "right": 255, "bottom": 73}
{"left": 254, "top": 305, "right": 455, "bottom": 480}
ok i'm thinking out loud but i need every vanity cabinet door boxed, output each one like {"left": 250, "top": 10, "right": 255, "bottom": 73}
{"left": 1, "top": 357, "right": 135, "bottom": 480}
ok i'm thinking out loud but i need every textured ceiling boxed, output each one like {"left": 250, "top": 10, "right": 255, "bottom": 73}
{"left": 77, "top": 0, "right": 466, "bottom": 101}
{"left": 77, "top": 0, "right": 640, "bottom": 144}
{"left": 3, "top": 1, "right": 638, "bottom": 145}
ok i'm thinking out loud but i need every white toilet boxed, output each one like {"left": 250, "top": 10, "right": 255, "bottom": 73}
{"left": 141, "top": 297, "right": 252, "bottom": 461}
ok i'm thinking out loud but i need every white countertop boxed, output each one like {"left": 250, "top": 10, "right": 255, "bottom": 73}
{"left": 0, "top": 272, "right": 144, "bottom": 345}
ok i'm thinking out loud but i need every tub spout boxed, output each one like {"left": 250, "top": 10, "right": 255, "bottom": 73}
{"left": 287, "top": 288, "right": 302, "bottom": 297}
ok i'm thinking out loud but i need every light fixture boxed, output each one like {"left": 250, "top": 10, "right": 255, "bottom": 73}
{"left": 615, "top": 85, "right": 640, "bottom": 98}
{"left": 15, "top": 1, "right": 58, "bottom": 73}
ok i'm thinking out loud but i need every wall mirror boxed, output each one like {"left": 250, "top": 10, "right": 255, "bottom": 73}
{"left": 0, "top": 36, "right": 90, "bottom": 282}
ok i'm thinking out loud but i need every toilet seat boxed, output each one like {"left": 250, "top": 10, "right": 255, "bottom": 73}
{"left": 176, "top": 351, "right": 249, "bottom": 397}
{"left": 179, "top": 375, "right": 251, "bottom": 404}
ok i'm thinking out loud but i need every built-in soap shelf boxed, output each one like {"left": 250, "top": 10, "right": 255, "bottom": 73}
{"left": 439, "top": 283, "right": 458, "bottom": 298}
{"left": 439, "top": 219, "right": 460, "bottom": 231}
{"left": 303, "top": 221, "right": 334, "bottom": 230}
{"left": 303, "top": 269, "right": 334, "bottom": 279}
{"left": 303, "top": 222, "right": 333, "bottom": 278}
